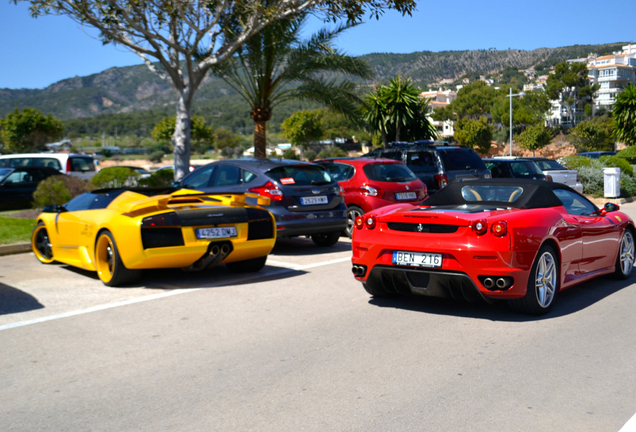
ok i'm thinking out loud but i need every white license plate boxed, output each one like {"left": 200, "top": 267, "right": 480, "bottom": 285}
{"left": 396, "top": 192, "right": 417, "bottom": 200}
{"left": 301, "top": 196, "right": 328, "bottom": 205}
{"left": 196, "top": 227, "right": 237, "bottom": 239}
{"left": 393, "top": 251, "right": 442, "bottom": 267}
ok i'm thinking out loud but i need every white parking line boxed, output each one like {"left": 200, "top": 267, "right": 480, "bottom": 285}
{"left": 619, "top": 412, "right": 636, "bottom": 432}
{"left": 0, "top": 256, "right": 352, "bottom": 331}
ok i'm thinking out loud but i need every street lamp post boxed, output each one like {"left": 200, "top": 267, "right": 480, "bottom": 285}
{"left": 508, "top": 88, "right": 526, "bottom": 156}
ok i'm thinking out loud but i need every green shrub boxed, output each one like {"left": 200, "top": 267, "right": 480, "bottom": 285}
{"left": 600, "top": 155, "right": 634, "bottom": 176}
{"left": 577, "top": 166, "right": 604, "bottom": 197}
{"left": 33, "top": 175, "right": 96, "bottom": 208}
{"left": 620, "top": 173, "right": 636, "bottom": 198}
{"left": 616, "top": 145, "right": 636, "bottom": 164}
{"left": 148, "top": 150, "right": 164, "bottom": 163}
{"left": 283, "top": 148, "right": 299, "bottom": 160}
{"left": 560, "top": 155, "right": 602, "bottom": 171}
{"left": 303, "top": 150, "right": 317, "bottom": 161}
{"left": 317, "top": 146, "right": 347, "bottom": 159}
{"left": 92, "top": 167, "right": 140, "bottom": 188}
{"left": 139, "top": 169, "right": 176, "bottom": 187}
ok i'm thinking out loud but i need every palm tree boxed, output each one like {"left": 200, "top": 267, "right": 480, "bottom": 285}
{"left": 362, "top": 76, "right": 438, "bottom": 146}
{"left": 613, "top": 84, "right": 636, "bottom": 146}
{"left": 213, "top": 15, "right": 373, "bottom": 158}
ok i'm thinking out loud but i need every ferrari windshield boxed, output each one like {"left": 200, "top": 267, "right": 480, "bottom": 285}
{"left": 461, "top": 185, "right": 524, "bottom": 203}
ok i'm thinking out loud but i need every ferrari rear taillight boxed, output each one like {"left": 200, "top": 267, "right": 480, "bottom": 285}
{"left": 141, "top": 212, "right": 181, "bottom": 227}
{"left": 364, "top": 215, "right": 377, "bottom": 230}
{"left": 355, "top": 216, "right": 364, "bottom": 230}
{"left": 434, "top": 174, "right": 448, "bottom": 190}
{"left": 249, "top": 181, "right": 283, "bottom": 201}
{"left": 472, "top": 219, "right": 488, "bottom": 235}
{"left": 491, "top": 221, "right": 508, "bottom": 237}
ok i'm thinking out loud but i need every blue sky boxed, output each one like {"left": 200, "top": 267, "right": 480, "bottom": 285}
{"left": 1, "top": 0, "right": 635, "bottom": 90}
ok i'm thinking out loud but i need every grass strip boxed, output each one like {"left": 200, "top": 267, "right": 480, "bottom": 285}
{"left": 0, "top": 217, "right": 36, "bottom": 245}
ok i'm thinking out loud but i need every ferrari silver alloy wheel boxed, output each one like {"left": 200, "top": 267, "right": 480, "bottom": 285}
{"left": 535, "top": 251, "right": 557, "bottom": 308}
{"left": 620, "top": 230, "right": 635, "bottom": 275}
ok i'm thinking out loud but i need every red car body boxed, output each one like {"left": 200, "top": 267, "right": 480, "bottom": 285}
{"left": 316, "top": 158, "right": 427, "bottom": 236}
{"left": 351, "top": 179, "right": 635, "bottom": 315}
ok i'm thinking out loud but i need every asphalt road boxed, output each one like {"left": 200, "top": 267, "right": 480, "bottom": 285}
{"left": 2, "top": 220, "right": 636, "bottom": 430}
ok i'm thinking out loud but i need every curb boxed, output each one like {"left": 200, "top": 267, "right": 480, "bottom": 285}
{"left": 0, "top": 243, "right": 31, "bottom": 257}
{"left": 589, "top": 196, "right": 635, "bottom": 206}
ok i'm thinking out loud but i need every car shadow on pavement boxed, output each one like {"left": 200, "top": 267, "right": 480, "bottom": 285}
{"left": 368, "top": 273, "right": 635, "bottom": 322}
{"left": 0, "top": 282, "right": 44, "bottom": 315}
{"left": 271, "top": 237, "right": 351, "bottom": 256}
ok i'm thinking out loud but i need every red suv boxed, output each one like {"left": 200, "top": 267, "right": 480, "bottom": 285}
{"left": 316, "top": 158, "right": 427, "bottom": 237}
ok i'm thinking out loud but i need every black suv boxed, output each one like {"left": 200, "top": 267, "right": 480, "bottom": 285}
{"left": 177, "top": 158, "right": 347, "bottom": 247}
{"left": 364, "top": 142, "right": 490, "bottom": 194}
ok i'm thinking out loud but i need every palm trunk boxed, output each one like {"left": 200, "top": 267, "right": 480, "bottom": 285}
{"left": 254, "top": 120, "right": 267, "bottom": 158}
{"left": 172, "top": 94, "right": 192, "bottom": 181}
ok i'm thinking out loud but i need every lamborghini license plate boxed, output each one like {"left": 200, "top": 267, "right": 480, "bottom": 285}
{"left": 392, "top": 251, "right": 442, "bottom": 267}
{"left": 196, "top": 227, "right": 237, "bottom": 239}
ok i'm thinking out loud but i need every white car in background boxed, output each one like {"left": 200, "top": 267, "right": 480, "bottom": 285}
{"left": 526, "top": 157, "right": 584, "bottom": 194}
{"left": 0, "top": 153, "right": 96, "bottom": 179}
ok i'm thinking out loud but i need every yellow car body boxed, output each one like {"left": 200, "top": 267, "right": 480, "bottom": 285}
{"left": 31, "top": 188, "right": 276, "bottom": 286}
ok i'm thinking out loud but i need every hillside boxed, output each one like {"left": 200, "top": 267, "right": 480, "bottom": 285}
{"left": 0, "top": 42, "right": 627, "bottom": 136}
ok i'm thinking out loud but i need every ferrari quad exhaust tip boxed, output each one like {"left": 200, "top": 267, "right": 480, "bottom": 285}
{"left": 479, "top": 276, "right": 514, "bottom": 291}
{"left": 352, "top": 265, "right": 367, "bottom": 278}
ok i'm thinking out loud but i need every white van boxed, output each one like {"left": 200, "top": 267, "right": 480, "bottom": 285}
{"left": 0, "top": 153, "right": 96, "bottom": 179}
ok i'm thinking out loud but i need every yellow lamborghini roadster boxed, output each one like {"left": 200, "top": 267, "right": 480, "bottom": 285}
{"left": 31, "top": 187, "right": 276, "bottom": 286}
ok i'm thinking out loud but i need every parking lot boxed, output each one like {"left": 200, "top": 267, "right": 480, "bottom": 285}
{"left": 2, "top": 224, "right": 636, "bottom": 430}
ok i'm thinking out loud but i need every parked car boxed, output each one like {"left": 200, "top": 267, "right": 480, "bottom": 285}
{"left": 177, "top": 158, "right": 347, "bottom": 246}
{"left": 98, "top": 165, "right": 151, "bottom": 179}
{"left": 0, "top": 166, "right": 62, "bottom": 210}
{"left": 364, "top": 142, "right": 490, "bottom": 194}
{"left": 578, "top": 151, "right": 617, "bottom": 159}
{"left": 31, "top": 188, "right": 276, "bottom": 286}
{"left": 525, "top": 157, "right": 584, "bottom": 194}
{"left": 484, "top": 157, "right": 547, "bottom": 181}
{"left": 315, "top": 158, "right": 427, "bottom": 237}
{"left": 351, "top": 178, "right": 634, "bottom": 315}
{"left": 0, "top": 153, "right": 96, "bottom": 179}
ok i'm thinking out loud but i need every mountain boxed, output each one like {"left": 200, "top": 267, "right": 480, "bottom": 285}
{"left": 0, "top": 42, "right": 627, "bottom": 136}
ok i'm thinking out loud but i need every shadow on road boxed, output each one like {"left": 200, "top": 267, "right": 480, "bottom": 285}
{"left": 0, "top": 282, "right": 44, "bottom": 315}
{"left": 368, "top": 273, "right": 635, "bottom": 322}
{"left": 271, "top": 237, "right": 351, "bottom": 256}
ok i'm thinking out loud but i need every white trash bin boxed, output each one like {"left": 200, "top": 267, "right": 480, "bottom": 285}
{"left": 603, "top": 167, "right": 621, "bottom": 198}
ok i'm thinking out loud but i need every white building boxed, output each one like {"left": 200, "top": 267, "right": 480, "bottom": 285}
{"left": 420, "top": 89, "right": 457, "bottom": 137}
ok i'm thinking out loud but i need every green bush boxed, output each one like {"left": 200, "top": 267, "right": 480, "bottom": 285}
{"left": 560, "top": 155, "right": 602, "bottom": 171}
{"left": 33, "top": 175, "right": 96, "bottom": 208}
{"left": 616, "top": 145, "right": 636, "bottom": 164}
{"left": 600, "top": 155, "right": 634, "bottom": 176}
{"left": 139, "top": 169, "right": 176, "bottom": 187}
{"left": 577, "top": 166, "right": 636, "bottom": 198}
{"left": 283, "top": 148, "right": 299, "bottom": 160}
{"left": 148, "top": 150, "right": 164, "bottom": 163}
{"left": 317, "top": 146, "right": 347, "bottom": 159}
{"left": 303, "top": 150, "right": 317, "bottom": 161}
{"left": 92, "top": 167, "right": 140, "bottom": 188}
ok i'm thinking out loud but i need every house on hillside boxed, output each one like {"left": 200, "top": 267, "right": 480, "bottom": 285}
{"left": 420, "top": 89, "right": 457, "bottom": 137}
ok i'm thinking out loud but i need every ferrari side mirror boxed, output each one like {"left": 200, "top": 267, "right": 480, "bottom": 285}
{"left": 600, "top": 202, "right": 619, "bottom": 216}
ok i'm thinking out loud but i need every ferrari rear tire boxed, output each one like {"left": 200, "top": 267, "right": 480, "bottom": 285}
{"left": 346, "top": 206, "right": 364, "bottom": 238}
{"left": 311, "top": 231, "right": 340, "bottom": 247}
{"left": 94, "top": 231, "right": 141, "bottom": 287}
{"left": 614, "top": 228, "right": 635, "bottom": 280}
{"left": 226, "top": 256, "right": 267, "bottom": 273}
{"left": 509, "top": 244, "right": 559, "bottom": 315}
{"left": 32, "top": 222, "right": 55, "bottom": 264}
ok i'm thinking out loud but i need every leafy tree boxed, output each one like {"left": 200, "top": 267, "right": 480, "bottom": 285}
{"left": 432, "top": 81, "right": 497, "bottom": 121}
{"left": 151, "top": 116, "right": 215, "bottom": 155}
{"left": 454, "top": 117, "right": 493, "bottom": 154}
{"left": 545, "top": 62, "right": 599, "bottom": 127}
{"left": 491, "top": 88, "right": 551, "bottom": 127}
{"left": 0, "top": 108, "right": 64, "bottom": 153}
{"left": 498, "top": 66, "right": 527, "bottom": 87}
{"left": 215, "top": 129, "right": 243, "bottom": 151}
{"left": 515, "top": 123, "right": 553, "bottom": 156}
{"left": 20, "top": 0, "right": 416, "bottom": 180}
{"left": 213, "top": 15, "right": 372, "bottom": 158}
{"left": 613, "top": 84, "right": 636, "bottom": 146}
{"left": 363, "top": 76, "right": 437, "bottom": 146}
{"left": 568, "top": 115, "right": 614, "bottom": 152}
{"left": 281, "top": 110, "right": 324, "bottom": 156}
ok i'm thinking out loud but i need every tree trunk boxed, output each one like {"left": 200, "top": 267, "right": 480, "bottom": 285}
{"left": 172, "top": 94, "right": 192, "bottom": 181}
{"left": 254, "top": 120, "right": 267, "bottom": 158}
{"left": 381, "top": 131, "right": 387, "bottom": 148}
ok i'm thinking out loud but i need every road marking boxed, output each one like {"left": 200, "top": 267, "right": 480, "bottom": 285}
{"left": 619, "top": 412, "right": 636, "bottom": 432}
{"left": 0, "top": 256, "right": 352, "bottom": 331}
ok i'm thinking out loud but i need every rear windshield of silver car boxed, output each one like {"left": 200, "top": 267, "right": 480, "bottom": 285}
{"left": 363, "top": 163, "right": 417, "bottom": 182}
{"left": 534, "top": 160, "right": 566, "bottom": 170}
{"left": 438, "top": 148, "right": 486, "bottom": 171}
{"left": 266, "top": 165, "right": 333, "bottom": 186}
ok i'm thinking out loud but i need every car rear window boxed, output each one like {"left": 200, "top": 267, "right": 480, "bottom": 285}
{"left": 534, "top": 160, "right": 565, "bottom": 170}
{"left": 266, "top": 165, "right": 333, "bottom": 186}
{"left": 405, "top": 151, "right": 437, "bottom": 173}
{"left": 70, "top": 157, "right": 96, "bottom": 172}
{"left": 438, "top": 148, "right": 486, "bottom": 171}
{"left": 510, "top": 161, "right": 544, "bottom": 177}
{"left": 363, "top": 163, "right": 417, "bottom": 182}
